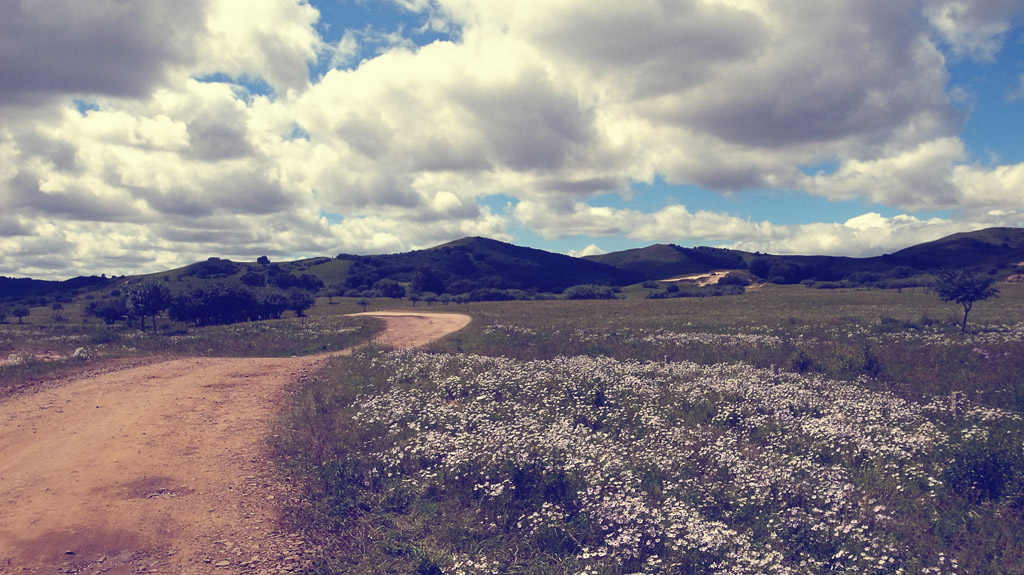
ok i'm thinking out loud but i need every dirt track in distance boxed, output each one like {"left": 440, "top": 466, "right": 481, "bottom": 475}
{"left": 0, "top": 312, "right": 471, "bottom": 575}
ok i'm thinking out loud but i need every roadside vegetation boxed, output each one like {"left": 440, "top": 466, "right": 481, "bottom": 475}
{"left": 0, "top": 297, "right": 381, "bottom": 393}
{"left": 275, "top": 283, "right": 1024, "bottom": 575}
{"left": 4, "top": 270, "right": 1024, "bottom": 574}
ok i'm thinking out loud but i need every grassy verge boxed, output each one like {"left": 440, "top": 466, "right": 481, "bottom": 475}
{"left": 275, "top": 284, "right": 1024, "bottom": 575}
{"left": 0, "top": 313, "right": 382, "bottom": 393}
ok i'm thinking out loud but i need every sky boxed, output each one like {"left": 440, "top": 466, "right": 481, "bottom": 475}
{"left": 1, "top": 0, "right": 1023, "bottom": 280}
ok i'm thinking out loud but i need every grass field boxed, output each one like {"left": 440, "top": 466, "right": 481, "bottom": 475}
{"left": 0, "top": 298, "right": 380, "bottom": 391}
{"left": 3, "top": 284, "right": 1024, "bottom": 573}
{"left": 274, "top": 284, "right": 1024, "bottom": 575}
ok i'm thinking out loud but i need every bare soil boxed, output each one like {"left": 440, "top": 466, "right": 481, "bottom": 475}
{"left": 0, "top": 312, "right": 470, "bottom": 575}
{"left": 659, "top": 270, "right": 731, "bottom": 286}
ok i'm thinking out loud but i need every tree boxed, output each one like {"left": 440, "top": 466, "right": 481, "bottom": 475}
{"left": 372, "top": 278, "right": 406, "bottom": 299}
{"left": 411, "top": 264, "right": 446, "bottom": 295}
{"left": 257, "top": 255, "right": 270, "bottom": 265}
{"left": 51, "top": 302, "right": 64, "bottom": 320}
{"left": 13, "top": 306, "right": 29, "bottom": 324}
{"left": 241, "top": 271, "right": 266, "bottom": 287}
{"left": 288, "top": 289, "right": 315, "bottom": 317}
{"left": 258, "top": 291, "right": 290, "bottom": 320}
{"left": 86, "top": 298, "right": 129, "bottom": 325}
{"left": 0, "top": 306, "right": 7, "bottom": 324}
{"left": 356, "top": 298, "right": 369, "bottom": 312}
{"left": 932, "top": 269, "right": 999, "bottom": 333}
{"left": 125, "top": 280, "right": 172, "bottom": 333}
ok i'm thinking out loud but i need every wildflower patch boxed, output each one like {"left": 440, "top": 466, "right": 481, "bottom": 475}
{"left": 328, "top": 350, "right": 1022, "bottom": 574}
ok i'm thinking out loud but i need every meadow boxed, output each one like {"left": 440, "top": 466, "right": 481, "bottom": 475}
{"left": 3, "top": 284, "right": 1024, "bottom": 573}
{"left": 0, "top": 299, "right": 379, "bottom": 391}
{"left": 275, "top": 284, "right": 1024, "bottom": 575}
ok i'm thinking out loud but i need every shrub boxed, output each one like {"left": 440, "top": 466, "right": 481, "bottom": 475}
{"left": 86, "top": 298, "right": 128, "bottom": 325}
{"left": 563, "top": 284, "right": 618, "bottom": 300}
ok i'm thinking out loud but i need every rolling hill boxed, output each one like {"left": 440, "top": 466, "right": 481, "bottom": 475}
{"left": 589, "top": 227, "right": 1024, "bottom": 282}
{"left": 583, "top": 244, "right": 749, "bottom": 280}
{"left": 3, "top": 227, "right": 1023, "bottom": 304}
{"left": 884, "top": 227, "right": 1024, "bottom": 271}
{"left": 336, "top": 236, "right": 644, "bottom": 294}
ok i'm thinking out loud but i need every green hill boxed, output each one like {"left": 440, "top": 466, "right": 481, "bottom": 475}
{"left": 4, "top": 227, "right": 1024, "bottom": 304}
{"left": 885, "top": 227, "right": 1024, "bottom": 271}
{"left": 584, "top": 244, "right": 748, "bottom": 280}
{"left": 338, "top": 236, "right": 643, "bottom": 295}
{"left": 587, "top": 227, "right": 1024, "bottom": 285}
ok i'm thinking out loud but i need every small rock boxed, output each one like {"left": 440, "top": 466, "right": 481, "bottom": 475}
{"left": 215, "top": 560, "right": 231, "bottom": 567}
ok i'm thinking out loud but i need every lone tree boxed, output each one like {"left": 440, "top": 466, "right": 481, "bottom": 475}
{"left": 932, "top": 269, "right": 999, "bottom": 333}
{"left": 13, "top": 306, "right": 30, "bottom": 324}
{"left": 125, "top": 280, "right": 172, "bottom": 333}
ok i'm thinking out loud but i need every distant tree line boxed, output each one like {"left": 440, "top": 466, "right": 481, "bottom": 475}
{"left": 86, "top": 278, "right": 318, "bottom": 331}
{"left": 647, "top": 284, "right": 746, "bottom": 299}
{"left": 746, "top": 257, "right": 940, "bottom": 290}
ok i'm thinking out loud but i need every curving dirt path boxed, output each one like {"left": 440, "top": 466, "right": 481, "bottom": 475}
{"left": 0, "top": 312, "right": 471, "bottom": 575}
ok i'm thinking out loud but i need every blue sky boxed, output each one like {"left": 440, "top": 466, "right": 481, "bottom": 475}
{"left": 1, "top": 0, "right": 1023, "bottom": 279}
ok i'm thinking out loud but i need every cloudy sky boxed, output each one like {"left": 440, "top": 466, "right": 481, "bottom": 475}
{"left": 2, "top": 0, "right": 1023, "bottom": 279}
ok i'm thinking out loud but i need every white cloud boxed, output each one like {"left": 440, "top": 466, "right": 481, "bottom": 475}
{"left": 194, "top": 0, "right": 321, "bottom": 95}
{"left": 513, "top": 196, "right": 1023, "bottom": 258}
{"left": 1010, "top": 74, "right": 1024, "bottom": 101}
{"left": 568, "top": 244, "right": 607, "bottom": 258}
{"left": 514, "top": 199, "right": 775, "bottom": 243}
{"left": 328, "top": 31, "right": 360, "bottom": 69}
{"left": 953, "top": 163, "right": 1024, "bottom": 211}
{"left": 0, "top": 0, "right": 205, "bottom": 105}
{"left": 2, "top": 0, "right": 1024, "bottom": 279}
{"left": 923, "top": 0, "right": 1024, "bottom": 60}
{"left": 802, "top": 138, "right": 968, "bottom": 210}
{"left": 726, "top": 213, "right": 1008, "bottom": 257}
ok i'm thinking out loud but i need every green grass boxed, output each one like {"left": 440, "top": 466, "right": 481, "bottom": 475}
{"left": 274, "top": 283, "right": 1024, "bottom": 575}
{"left": 0, "top": 306, "right": 383, "bottom": 392}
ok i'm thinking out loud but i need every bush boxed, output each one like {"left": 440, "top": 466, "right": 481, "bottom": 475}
{"left": 241, "top": 271, "right": 266, "bottom": 287}
{"left": 646, "top": 285, "right": 745, "bottom": 299}
{"left": 562, "top": 284, "right": 618, "bottom": 300}
{"left": 717, "top": 272, "right": 751, "bottom": 287}
{"left": 372, "top": 279, "right": 406, "bottom": 299}
{"left": 86, "top": 298, "right": 128, "bottom": 325}
{"left": 945, "top": 440, "right": 1024, "bottom": 501}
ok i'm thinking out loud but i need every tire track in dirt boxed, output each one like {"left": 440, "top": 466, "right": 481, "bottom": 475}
{"left": 0, "top": 312, "right": 470, "bottom": 575}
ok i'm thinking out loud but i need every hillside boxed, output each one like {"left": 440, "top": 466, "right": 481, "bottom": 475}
{"left": 0, "top": 275, "right": 111, "bottom": 302}
{"left": 885, "top": 227, "right": 1024, "bottom": 270}
{"left": 584, "top": 244, "right": 749, "bottom": 280}
{"left": 589, "top": 227, "right": 1024, "bottom": 283}
{"left": 4, "top": 227, "right": 1024, "bottom": 304}
{"left": 338, "top": 236, "right": 643, "bottom": 295}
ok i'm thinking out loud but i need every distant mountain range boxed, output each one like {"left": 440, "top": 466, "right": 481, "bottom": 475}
{"left": 3, "top": 227, "right": 1024, "bottom": 303}
{"left": 586, "top": 227, "right": 1024, "bottom": 282}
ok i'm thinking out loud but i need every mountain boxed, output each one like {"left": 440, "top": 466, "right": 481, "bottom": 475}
{"left": 0, "top": 275, "right": 111, "bottom": 302}
{"left": 884, "top": 227, "right": 1024, "bottom": 271}
{"left": 589, "top": 227, "right": 1024, "bottom": 283}
{"left": 337, "top": 236, "right": 643, "bottom": 294}
{"left": 584, "top": 244, "right": 749, "bottom": 280}
{"left": 4, "top": 228, "right": 1023, "bottom": 304}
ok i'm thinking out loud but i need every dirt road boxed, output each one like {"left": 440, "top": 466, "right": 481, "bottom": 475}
{"left": 0, "top": 312, "right": 471, "bottom": 575}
